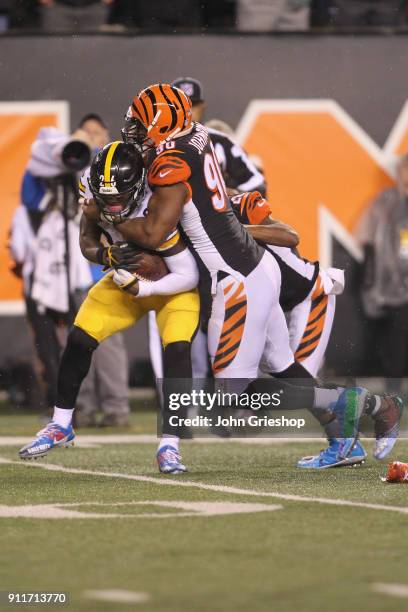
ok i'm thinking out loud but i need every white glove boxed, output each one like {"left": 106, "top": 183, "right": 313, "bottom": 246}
{"left": 112, "top": 268, "right": 139, "bottom": 294}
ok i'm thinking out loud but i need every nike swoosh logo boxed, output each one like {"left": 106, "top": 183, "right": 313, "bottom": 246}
{"left": 159, "top": 170, "right": 172, "bottom": 178}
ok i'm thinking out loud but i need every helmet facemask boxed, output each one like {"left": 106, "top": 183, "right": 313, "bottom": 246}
{"left": 121, "top": 116, "right": 155, "bottom": 154}
{"left": 89, "top": 169, "right": 146, "bottom": 225}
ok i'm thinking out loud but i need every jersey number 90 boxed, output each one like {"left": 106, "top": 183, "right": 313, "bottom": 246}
{"left": 204, "top": 151, "right": 228, "bottom": 212}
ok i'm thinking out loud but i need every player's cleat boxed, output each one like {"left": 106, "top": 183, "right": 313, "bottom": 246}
{"left": 332, "top": 387, "right": 368, "bottom": 456}
{"left": 18, "top": 422, "right": 75, "bottom": 460}
{"left": 372, "top": 394, "right": 404, "bottom": 460}
{"left": 156, "top": 445, "right": 187, "bottom": 474}
{"left": 297, "top": 438, "right": 367, "bottom": 469}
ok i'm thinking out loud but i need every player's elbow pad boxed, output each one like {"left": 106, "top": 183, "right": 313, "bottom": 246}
{"left": 138, "top": 248, "right": 199, "bottom": 297}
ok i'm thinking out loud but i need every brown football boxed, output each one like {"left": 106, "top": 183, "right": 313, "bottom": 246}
{"left": 134, "top": 252, "right": 169, "bottom": 282}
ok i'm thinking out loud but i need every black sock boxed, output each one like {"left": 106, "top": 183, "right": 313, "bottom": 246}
{"left": 56, "top": 326, "right": 98, "bottom": 409}
{"left": 161, "top": 341, "right": 192, "bottom": 437}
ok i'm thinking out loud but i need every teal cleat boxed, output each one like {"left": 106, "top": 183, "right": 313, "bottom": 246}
{"left": 332, "top": 387, "right": 368, "bottom": 456}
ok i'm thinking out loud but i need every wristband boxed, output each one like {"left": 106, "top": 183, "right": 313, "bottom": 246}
{"left": 96, "top": 246, "right": 107, "bottom": 266}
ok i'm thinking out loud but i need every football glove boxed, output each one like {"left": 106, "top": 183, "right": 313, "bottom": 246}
{"left": 97, "top": 242, "right": 142, "bottom": 271}
{"left": 112, "top": 268, "right": 139, "bottom": 294}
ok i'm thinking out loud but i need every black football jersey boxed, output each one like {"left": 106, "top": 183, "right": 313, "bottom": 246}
{"left": 208, "top": 127, "right": 266, "bottom": 196}
{"left": 146, "top": 123, "right": 264, "bottom": 278}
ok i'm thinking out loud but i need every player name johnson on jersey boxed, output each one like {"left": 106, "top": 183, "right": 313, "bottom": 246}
{"left": 147, "top": 123, "right": 264, "bottom": 279}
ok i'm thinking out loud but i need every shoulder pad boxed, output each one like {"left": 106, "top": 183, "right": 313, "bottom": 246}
{"left": 148, "top": 152, "right": 191, "bottom": 188}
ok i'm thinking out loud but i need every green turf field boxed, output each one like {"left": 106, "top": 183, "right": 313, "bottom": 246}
{"left": 1, "top": 408, "right": 408, "bottom": 612}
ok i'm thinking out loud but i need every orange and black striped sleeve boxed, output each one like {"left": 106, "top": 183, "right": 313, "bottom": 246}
{"left": 230, "top": 191, "right": 272, "bottom": 225}
{"left": 147, "top": 151, "right": 191, "bottom": 189}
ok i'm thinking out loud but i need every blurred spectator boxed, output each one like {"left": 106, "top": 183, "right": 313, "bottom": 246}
{"left": 107, "top": 0, "right": 201, "bottom": 30}
{"left": 8, "top": 0, "right": 41, "bottom": 29}
{"left": 237, "top": 0, "right": 311, "bottom": 31}
{"left": 9, "top": 127, "right": 93, "bottom": 415}
{"left": 0, "top": 0, "right": 10, "bottom": 30}
{"left": 78, "top": 113, "right": 109, "bottom": 153}
{"left": 312, "top": 0, "right": 406, "bottom": 28}
{"left": 202, "top": 0, "right": 236, "bottom": 29}
{"left": 40, "top": 0, "right": 112, "bottom": 32}
{"left": 357, "top": 154, "right": 408, "bottom": 391}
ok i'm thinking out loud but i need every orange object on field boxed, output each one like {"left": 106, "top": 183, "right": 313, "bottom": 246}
{"left": 384, "top": 461, "right": 408, "bottom": 483}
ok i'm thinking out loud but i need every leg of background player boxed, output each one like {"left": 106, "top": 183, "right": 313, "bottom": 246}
{"left": 147, "top": 311, "right": 164, "bottom": 407}
{"left": 93, "top": 332, "right": 130, "bottom": 427}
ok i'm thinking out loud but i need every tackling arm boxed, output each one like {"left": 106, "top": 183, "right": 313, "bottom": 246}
{"left": 116, "top": 183, "right": 188, "bottom": 250}
{"left": 246, "top": 217, "right": 299, "bottom": 248}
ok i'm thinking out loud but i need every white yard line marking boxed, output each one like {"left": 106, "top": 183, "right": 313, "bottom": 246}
{"left": 84, "top": 590, "right": 149, "bottom": 604}
{"left": 0, "top": 500, "right": 281, "bottom": 520}
{"left": 0, "top": 457, "right": 407, "bottom": 515}
{"left": 373, "top": 583, "right": 408, "bottom": 598}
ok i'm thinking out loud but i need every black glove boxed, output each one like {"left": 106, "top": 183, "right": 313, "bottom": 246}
{"left": 97, "top": 242, "right": 142, "bottom": 271}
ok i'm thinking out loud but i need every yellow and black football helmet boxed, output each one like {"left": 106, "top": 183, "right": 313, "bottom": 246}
{"left": 89, "top": 141, "right": 145, "bottom": 224}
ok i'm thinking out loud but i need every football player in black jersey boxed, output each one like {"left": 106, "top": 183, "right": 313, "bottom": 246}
{"left": 109, "top": 82, "right": 404, "bottom": 469}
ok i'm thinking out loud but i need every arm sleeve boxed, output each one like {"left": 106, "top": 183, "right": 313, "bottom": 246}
{"left": 137, "top": 248, "right": 199, "bottom": 297}
{"left": 147, "top": 152, "right": 191, "bottom": 189}
{"left": 230, "top": 191, "right": 272, "bottom": 225}
{"left": 21, "top": 170, "right": 46, "bottom": 211}
{"left": 9, "top": 206, "right": 34, "bottom": 263}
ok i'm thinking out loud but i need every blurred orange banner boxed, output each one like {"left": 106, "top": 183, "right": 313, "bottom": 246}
{"left": 0, "top": 102, "right": 68, "bottom": 314}
{"left": 237, "top": 100, "right": 408, "bottom": 264}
